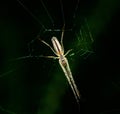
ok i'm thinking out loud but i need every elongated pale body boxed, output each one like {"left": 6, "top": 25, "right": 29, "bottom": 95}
{"left": 51, "top": 36, "right": 80, "bottom": 103}
{"left": 51, "top": 37, "right": 63, "bottom": 55}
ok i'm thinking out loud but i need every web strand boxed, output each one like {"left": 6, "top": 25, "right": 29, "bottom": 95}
{"left": 72, "top": 0, "right": 80, "bottom": 28}
{"left": 60, "top": 0, "right": 65, "bottom": 25}
{"left": 40, "top": 0, "right": 54, "bottom": 29}
{"left": 16, "top": 0, "right": 46, "bottom": 30}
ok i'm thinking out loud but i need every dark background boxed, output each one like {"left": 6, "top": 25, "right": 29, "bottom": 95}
{"left": 0, "top": 0, "right": 120, "bottom": 114}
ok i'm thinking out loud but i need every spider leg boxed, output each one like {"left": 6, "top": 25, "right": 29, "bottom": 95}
{"left": 40, "top": 55, "right": 59, "bottom": 59}
{"left": 38, "top": 38, "right": 57, "bottom": 56}
{"left": 60, "top": 24, "right": 65, "bottom": 53}
{"left": 65, "top": 49, "right": 73, "bottom": 56}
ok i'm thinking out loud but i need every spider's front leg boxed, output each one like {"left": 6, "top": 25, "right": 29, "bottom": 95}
{"left": 40, "top": 55, "right": 59, "bottom": 59}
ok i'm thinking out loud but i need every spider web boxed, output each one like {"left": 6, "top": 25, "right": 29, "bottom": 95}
{"left": 0, "top": 0, "right": 94, "bottom": 113}
{"left": 10, "top": 0, "right": 94, "bottom": 61}
{"left": 0, "top": 0, "right": 94, "bottom": 81}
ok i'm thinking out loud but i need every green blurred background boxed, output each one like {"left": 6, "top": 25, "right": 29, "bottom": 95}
{"left": 0, "top": 0, "right": 120, "bottom": 114}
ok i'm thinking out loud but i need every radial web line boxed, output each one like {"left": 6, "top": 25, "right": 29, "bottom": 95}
{"left": 73, "top": 0, "right": 80, "bottom": 28}
{"left": 60, "top": 0, "right": 65, "bottom": 25}
{"left": 40, "top": 0, "right": 54, "bottom": 29}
